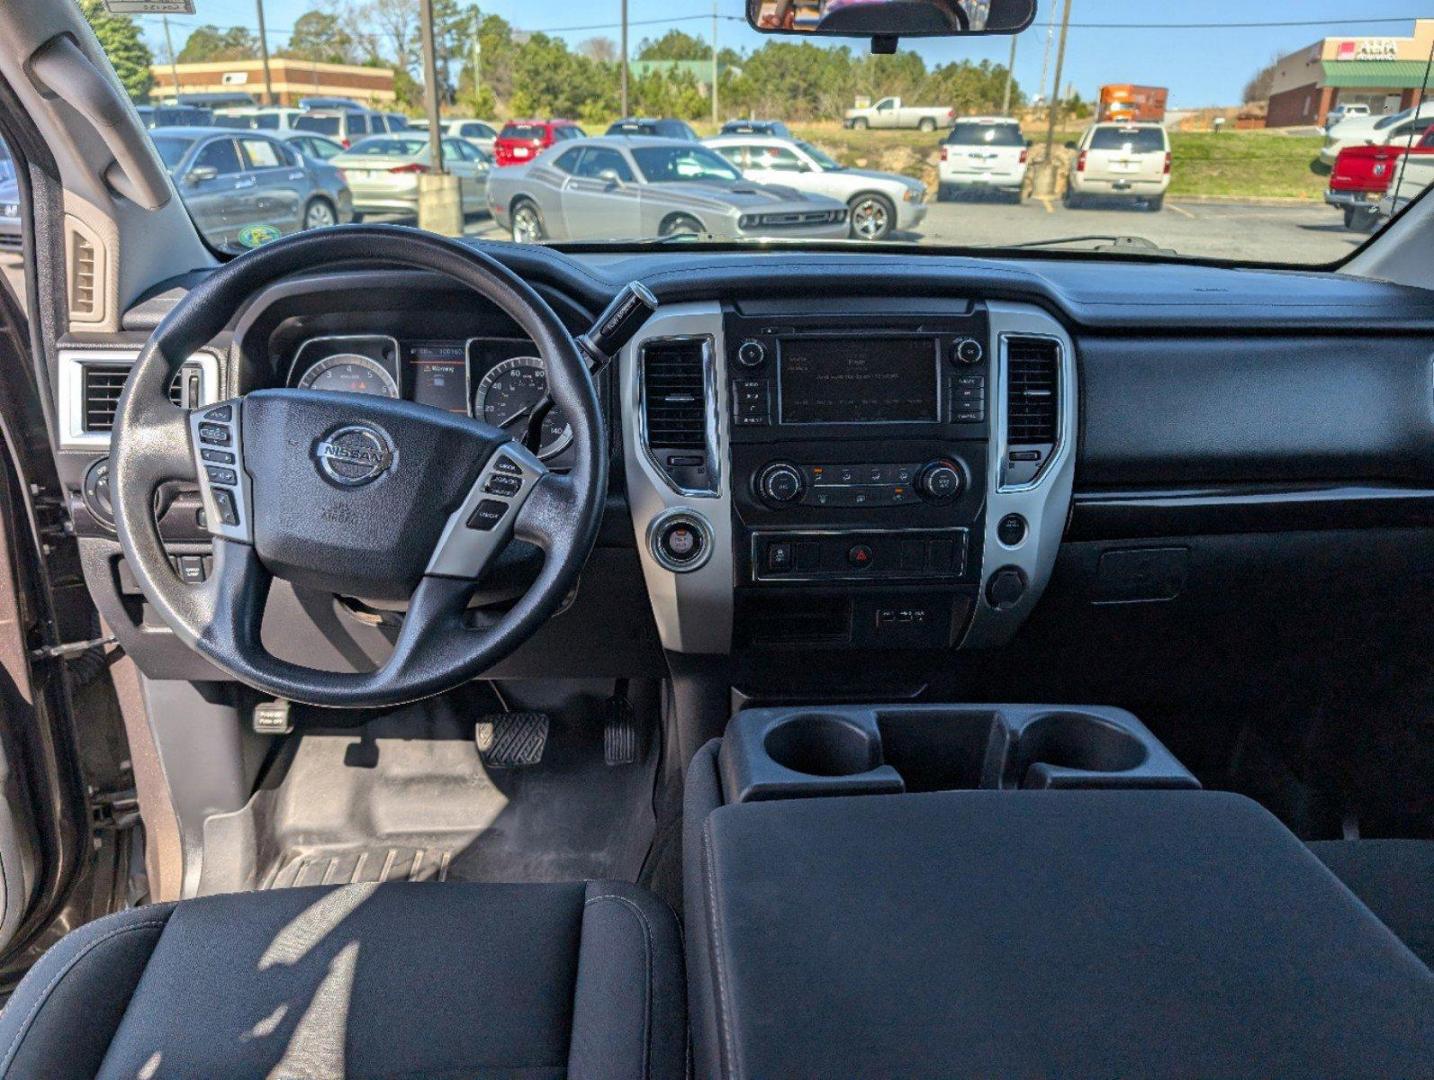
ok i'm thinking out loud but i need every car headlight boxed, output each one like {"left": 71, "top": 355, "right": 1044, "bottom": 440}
{"left": 738, "top": 214, "right": 756, "bottom": 230}
{"left": 903, "top": 188, "right": 919, "bottom": 203}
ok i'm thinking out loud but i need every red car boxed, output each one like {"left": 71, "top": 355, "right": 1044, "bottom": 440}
{"left": 492, "top": 119, "right": 586, "bottom": 166}
{"left": 1326, "top": 129, "right": 1434, "bottom": 230}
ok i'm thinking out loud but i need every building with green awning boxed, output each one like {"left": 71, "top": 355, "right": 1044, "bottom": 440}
{"left": 1265, "top": 20, "right": 1433, "bottom": 128}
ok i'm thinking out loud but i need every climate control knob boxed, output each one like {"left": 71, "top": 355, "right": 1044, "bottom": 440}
{"left": 917, "top": 460, "right": 963, "bottom": 501}
{"left": 758, "top": 462, "right": 805, "bottom": 505}
{"left": 736, "top": 339, "right": 767, "bottom": 368}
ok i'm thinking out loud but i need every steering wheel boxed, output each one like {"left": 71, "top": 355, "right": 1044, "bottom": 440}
{"left": 110, "top": 226, "right": 607, "bottom": 708}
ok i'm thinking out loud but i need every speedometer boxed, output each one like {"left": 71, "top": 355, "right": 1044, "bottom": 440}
{"left": 297, "top": 353, "right": 400, "bottom": 398}
{"left": 473, "top": 356, "right": 572, "bottom": 460}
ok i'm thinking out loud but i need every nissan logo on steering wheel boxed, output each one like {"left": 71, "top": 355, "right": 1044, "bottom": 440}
{"left": 314, "top": 424, "right": 394, "bottom": 486}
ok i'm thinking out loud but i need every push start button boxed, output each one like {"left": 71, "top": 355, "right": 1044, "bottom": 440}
{"left": 649, "top": 511, "right": 713, "bottom": 573}
{"left": 662, "top": 523, "right": 701, "bottom": 562}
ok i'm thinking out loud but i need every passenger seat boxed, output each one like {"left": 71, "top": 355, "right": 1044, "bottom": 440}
{"left": 1310, "top": 839, "right": 1433, "bottom": 967}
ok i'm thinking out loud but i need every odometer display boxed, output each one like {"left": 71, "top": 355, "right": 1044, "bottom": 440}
{"left": 473, "top": 356, "right": 572, "bottom": 460}
{"left": 297, "top": 353, "right": 399, "bottom": 398}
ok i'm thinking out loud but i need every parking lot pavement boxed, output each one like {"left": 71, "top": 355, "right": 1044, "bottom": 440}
{"left": 909, "top": 197, "right": 1363, "bottom": 263}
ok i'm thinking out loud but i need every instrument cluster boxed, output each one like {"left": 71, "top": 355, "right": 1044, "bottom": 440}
{"left": 289, "top": 334, "right": 573, "bottom": 463}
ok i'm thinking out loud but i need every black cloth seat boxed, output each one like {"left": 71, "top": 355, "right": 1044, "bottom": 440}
{"left": 1310, "top": 838, "right": 1434, "bottom": 968}
{"left": 0, "top": 879, "right": 685, "bottom": 1080}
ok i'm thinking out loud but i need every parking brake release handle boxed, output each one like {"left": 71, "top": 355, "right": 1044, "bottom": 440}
{"left": 524, "top": 281, "right": 658, "bottom": 453}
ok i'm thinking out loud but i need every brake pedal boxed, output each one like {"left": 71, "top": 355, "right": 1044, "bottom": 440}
{"left": 475, "top": 712, "right": 549, "bottom": 768}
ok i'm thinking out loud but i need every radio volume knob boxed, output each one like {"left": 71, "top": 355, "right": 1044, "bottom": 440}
{"left": 736, "top": 339, "right": 767, "bottom": 368}
{"left": 917, "top": 460, "right": 963, "bottom": 501}
{"left": 758, "top": 462, "right": 805, "bottom": 505}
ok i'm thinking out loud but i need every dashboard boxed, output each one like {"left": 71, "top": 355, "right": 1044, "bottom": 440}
{"left": 287, "top": 333, "right": 575, "bottom": 465}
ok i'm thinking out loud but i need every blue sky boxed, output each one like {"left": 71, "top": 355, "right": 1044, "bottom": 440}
{"left": 141, "top": 2, "right": 1433, "bottom": 107}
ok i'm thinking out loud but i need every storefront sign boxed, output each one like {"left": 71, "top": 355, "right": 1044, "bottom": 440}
{"left": 1337, "top": 39, "right": 1399, "bottom": 61}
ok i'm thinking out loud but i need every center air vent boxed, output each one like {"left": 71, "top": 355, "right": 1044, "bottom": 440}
{"left": 82, "top": 362, "right": 204, "bottom": 432}
{"left": 1005, "top": 336, "right": 1059, "bottom": 445}
{"left": 641, "top": 337, "right": 716, "bottom": 495}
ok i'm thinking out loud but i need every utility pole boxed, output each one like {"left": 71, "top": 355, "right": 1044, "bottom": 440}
{"left": 1037, "top": 0, "right": 1072, "bottom": 195}
{"left": 1001, "top": 33, "right": 1017, "bottom": 116}
{"left": 711, "top": 0, "right": 719, "bottom": 125}
{"left": 471, "top": 34, "right": 481, "bottom": 115}
{"left": 254, "top": 0, "right": 274, "bottom": 106}
{"left": 620, "top": 0, "right": 629, "bottom": 117}
{"left": 417, "top": 0, "right": 461, "bottom": 234}
{"left": 162, "top": 16, "right": 180, "bottom": 103}
{"left": 1037, "top": 8, "right": 1054, "bottom": 106}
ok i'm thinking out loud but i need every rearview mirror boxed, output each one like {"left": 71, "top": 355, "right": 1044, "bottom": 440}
{"left": 749, "top": 0, "right": 1036, "bottom": 38}
{"left": 185, "top": 165, "right": 219, "bottom": 184}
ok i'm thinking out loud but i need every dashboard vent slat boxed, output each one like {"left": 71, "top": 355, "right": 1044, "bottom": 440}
{"left": 82, "top": 362, "right": 200, "bottom": 432}
{"left": 1005, "top": 337, "right": 1059, "bottom": 445}
{"left": 643, "top": 340, "right": 709, "bottom": 451}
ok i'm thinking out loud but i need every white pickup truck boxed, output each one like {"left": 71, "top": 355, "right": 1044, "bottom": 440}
{"left": 844, "top": 97, "right": 955, "bottom": 132}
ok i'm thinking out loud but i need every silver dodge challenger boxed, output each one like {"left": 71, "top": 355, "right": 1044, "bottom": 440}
{"left": 486, "top": 135, "right": 850, "bottom": 242}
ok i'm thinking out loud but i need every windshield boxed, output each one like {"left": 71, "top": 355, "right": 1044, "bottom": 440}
{"left": 88, "top": 2, "right": 1434, "bottom": 261}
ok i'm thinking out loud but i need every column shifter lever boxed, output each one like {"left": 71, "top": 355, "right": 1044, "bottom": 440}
{"left": 524, "top": 280, "right": 659, "bottom": 453}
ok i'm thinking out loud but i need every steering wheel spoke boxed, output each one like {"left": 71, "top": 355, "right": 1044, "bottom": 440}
{"left": 513, "top": 472, "right": 582, "bottom": 554}
{"left": 426, "top": 439, "right": 549, "bottom": 582}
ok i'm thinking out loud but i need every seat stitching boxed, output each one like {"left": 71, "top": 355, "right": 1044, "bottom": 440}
{"left": 583, "top": 894, "right": 653, "bottom": 1080}
{"left": 0, "top": 918, "right": 170, "bottom": 1076}
{"left": 701, "top": 819, "right": 739, "bottom": 1080}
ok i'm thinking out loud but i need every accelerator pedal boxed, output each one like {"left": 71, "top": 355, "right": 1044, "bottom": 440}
{"left": 604, "top": 691, "right": 640, "bottom": 766}
{"left": 475, "top": 712, "right": 549, "bottom": 768}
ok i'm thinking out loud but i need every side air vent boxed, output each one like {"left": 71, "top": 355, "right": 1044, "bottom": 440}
{"left": 70, "top": 231, "right": 99, "bottom": 318}
{"left": 641, "top": 337, "right": 716, "bottom": 495}
{"left": 82, "top": 362, "right": 204, "bottom": 432}
{"left": 1002, "top": 335, "right": 1061, "bottom": 488}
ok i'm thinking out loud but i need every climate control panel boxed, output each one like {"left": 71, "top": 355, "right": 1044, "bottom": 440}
{"left": 754, "top": 459, "right": 967, "bottom": 509}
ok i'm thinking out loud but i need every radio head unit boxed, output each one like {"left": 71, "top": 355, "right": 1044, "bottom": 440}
{"left": 777, "top": 336, "right": 941, "bottom": 425}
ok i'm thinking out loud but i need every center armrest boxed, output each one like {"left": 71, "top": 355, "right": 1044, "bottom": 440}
{"left": 687, "top": 777, "right": 1433, "bottom": 1079}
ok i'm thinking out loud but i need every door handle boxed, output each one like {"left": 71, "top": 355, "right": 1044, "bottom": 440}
{"left": 287, "top": 171, "right": 304, "bottom": 180}
{"left": 234, "top": 176, "right": 257, "bottom": 188}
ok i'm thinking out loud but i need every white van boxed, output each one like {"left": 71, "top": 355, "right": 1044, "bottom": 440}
{"left": 1065, "top": 122, "right": 1171, "bottom": 211}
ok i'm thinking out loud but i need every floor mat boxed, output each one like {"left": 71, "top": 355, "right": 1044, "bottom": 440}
{"left": 199, "top": 682, "right": 660, "bottom": 895}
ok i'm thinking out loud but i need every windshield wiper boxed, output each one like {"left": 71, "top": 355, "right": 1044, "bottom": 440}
{"left": 1002, "top": 234, "right": 1177, "bottom": 255}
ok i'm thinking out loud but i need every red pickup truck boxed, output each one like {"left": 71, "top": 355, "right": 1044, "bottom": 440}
{"left": 1326, "top": 129, "right": 1434, "bottom": 230}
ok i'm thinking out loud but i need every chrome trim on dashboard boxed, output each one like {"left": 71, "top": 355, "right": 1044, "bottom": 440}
{"left": 623, "top": 305, "right": 733, "bottom": 654}
{"left": 57, "top": 348, "right": 220, "bottom": 451}
{"left": 648, "top": 508, "right": 716, "bottom": 574}
{"left": 635, "top": 334, "right": 721, "bottom": 498}
{"left": 288, "top": 333, "right": 401, "bottom": 391}
{"left": 964, "top": 303, "right": 1079, "bottom": 648}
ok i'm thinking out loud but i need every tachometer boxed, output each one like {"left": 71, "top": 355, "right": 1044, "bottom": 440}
{"left": 473, "top": 356, "right": 572, "bottom": 460}
{"left": 297, "top": 353, "right": 400, "bottom": 398}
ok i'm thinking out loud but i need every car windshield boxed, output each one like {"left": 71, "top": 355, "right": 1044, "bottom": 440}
{"left": 948, "top": 123, "right": 1024, "bottom": 147}
{"left": 151, "top": 136, "right": 196, "bottom": 169}
{"left": 631, "top": 145, "right": 742, "bottom": 183}
{"left": 91, "top": 1, "right": 1434, "bottom": 261}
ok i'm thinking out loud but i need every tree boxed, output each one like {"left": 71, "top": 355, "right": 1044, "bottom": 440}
{"left": 1243, "top": 54, "right": 1280, "bottom": 104}
{"left": 177, "top": 25, "right": 260, "bottom": 63}
{"left": 281, "top": 11, "right": 359, "bottom": 65}
{"left": 81, "top": 0, "right": 153, "bottom": 102}
{"left": 637, "top": 30, "right": 709, "bottom": 62}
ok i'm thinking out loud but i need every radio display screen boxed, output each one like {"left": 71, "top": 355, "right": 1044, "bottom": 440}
{"left": 778, "top": 337, "right": 940, "bottom": 424}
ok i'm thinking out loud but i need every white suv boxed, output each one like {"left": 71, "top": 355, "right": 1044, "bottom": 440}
{"left": 705, "top": 134, "right": 927, "bottom": 241}
{"left": 938, "top": 117, "right": 1028, "bottom": 201}
{"left": 1065, "top": 122, "right": 1171, "bottom": 211}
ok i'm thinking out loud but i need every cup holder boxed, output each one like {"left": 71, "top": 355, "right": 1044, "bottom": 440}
{"left": 1012, "top": 712, "right": 1149, "bottom": 787}
{"left": 763, "top": 713, "right": 882, "bottom": 777}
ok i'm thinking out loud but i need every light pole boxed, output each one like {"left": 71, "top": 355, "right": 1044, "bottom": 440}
{"left": 417, "top": 0, "right": 462, "bottom": 234}
{"left": 162, "top": 16, "right": 180, "bottom": 103}
{"left": 711, "top": 0, "right": 719, "bottom": 125}
{"left": 620, "top": 0, "right": 629, "bottom": 117}
{"left": 1001, "top": 33, "right": 1017, "bottom": 116}
{"left": 1037, "top": 0, "right": 1072, "bottom": 196}
{"left": 254, "top": 0, "right": 274, "bottom": 105}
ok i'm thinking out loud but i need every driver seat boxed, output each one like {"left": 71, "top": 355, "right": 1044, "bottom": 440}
{"left": 0, "top": 880, "right": 685, "bottom": 1080}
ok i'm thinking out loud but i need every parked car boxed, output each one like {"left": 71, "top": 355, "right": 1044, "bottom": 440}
{"left": 606, "top": 117, "right": 701, "bottom": 142}
{"left": 1319, "top": 102, "right": 1434, "bottom": 168}
{"left": 297, "top": 96, "right": 365, "bottom": 111}
{"left": 1065, "top": 122, "right": 1171, "bottom": 211}
{"left": 844, "top": 96, "right": 955, "bottom": 131}
{"left": 707, "top": 133, "right": 925, "bottom": 241}
{"left": 330, "top": 134, "right": 490, "bottom": 218}
{"left": 0, "top": 149, "right": 18, "bottom": 251}
{"left": 292, "top": 108, "right": 399, "bottom": 149}
{"left": 1324, "top": 102, "right": 1371, "bottom": 132}
{"left": 279, "top": 131, "right": 347, "bottom": 163}
{"left": 134, "top": 104, "right": 212, "bottom": 129}
{"left": 486, "top": 135, "right": 849, "bottom": 242}
{"left": 1377, "top": 129, "right": 1434, "bottom": 223}
{"left": 150, "top": 127, "right": 353, "bottom": 247}
{"left": 212, "top": 107, "right": 308, "bottom": 133}
{"left": 493, "top": 120, "right": 586, "bottom": 166}
{"left": 1325, "top": 131, "right": 1434, "bottom": 230}
{"left": 418, "top": 119, "right": 501, "bottom": 155}
{"left": 937, "top": 117, "right": 1029, "bottom": 202}
{"left": 384, "top": 113, "right": 411, "bottom": 132}
{"left": 719, "top": 119, "right": 794, "bottom": 138}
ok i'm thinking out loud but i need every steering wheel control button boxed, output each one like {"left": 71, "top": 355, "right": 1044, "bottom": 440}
{"left": 492, "top": 456, "right": 523, "bottom": 476}
{"left": 917, "top": 461, "right": 963, "bottom": 501}
{"left": 736, "top": 339, "right": 767, "bottom": 368}
{"left": 212, "top": 488, "right": 240, "bottom": 527}
{"left": 206, "top": 467, "right": 238, "bottom": 486}
{"left": 482, "top": 473, "right": 523, "bottom": 498}
{"left": 198, "top": 423, "right": 230, "bottom": 445}
{"left": 986, "top": 566, "right": 1028, "bottom": 610}
{"left": 467, "top": 499, "right": 509, "bottom": 532}
{"left": 997, "top": 513, "right": 1028, "bottom": 547}
{"left": 648, "top": 510, "right": 714, "bottom": 574}
{"left": 847, "top": 543, "right": 875, "bottom": 569}
{"left": 200, "top": 448, "right": 235, "bottom": 464}
{"left": 952, "top": 338, "right": 985, "bottom": 365}
{"left": 203, "top": 404, "right": 233, "bottom": 422}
